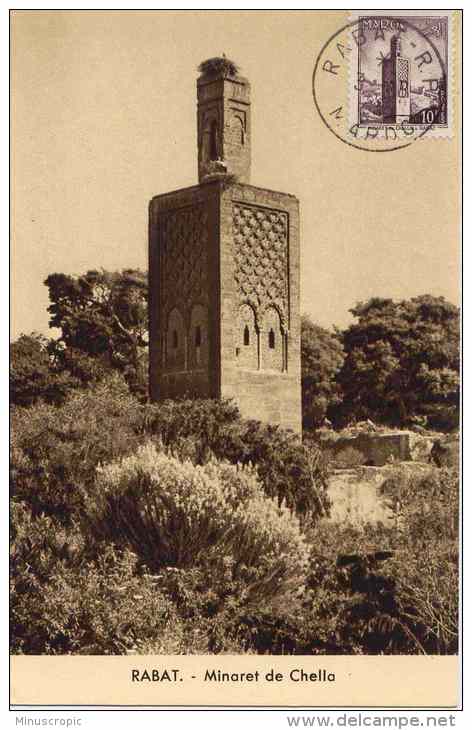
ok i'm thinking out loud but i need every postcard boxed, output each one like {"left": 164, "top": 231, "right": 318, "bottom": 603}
{"left": 10, "top": 9, "right": 462, "bottom": 710}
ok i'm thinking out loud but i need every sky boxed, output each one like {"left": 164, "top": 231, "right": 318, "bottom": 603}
{"left": 11, "top": 10, "right": 460, "bottom": 339}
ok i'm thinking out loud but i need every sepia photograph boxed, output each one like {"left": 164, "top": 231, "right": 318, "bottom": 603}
{"left": 10, "top": 9, "right": 461, "bottom": 708}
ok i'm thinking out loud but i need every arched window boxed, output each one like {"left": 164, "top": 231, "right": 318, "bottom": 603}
{"left": 195, "top": 325, "right": 201, "bottom": 347}
{"left": 237, "top": 304, "right": 258, "bottom": 370}
{"left": 166, "top": 308, "right": 185, "bottom": 372}
{"left": 210, "top": 120, "right": 218, "bottom": 160}
{"left": 261, "top": 307, "right": 283, "bottom": 371}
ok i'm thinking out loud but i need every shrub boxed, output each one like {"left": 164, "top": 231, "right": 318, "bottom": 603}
{"left": 10, "top": 500, "right": 84, "bottom": 585}
{"left": 144, "top": 399, "right": 330, "bottom": 522}
{"left": 11, "top": 383, "right": 329, "bottom": 527}
{"left": 87, "top": 444, "right": 310, "bottom": 609}
{"left": 295, "top": 467, "right": 459, "bottom": 655}
{"left": 10, "top": 374, "right": 146, "bottom": 523}
{"left": 233, "top": 521, "right": 394, "bottom": 655}
{"left": 12, "top": 542, "right": 187, "bottom": 655}
{"left": 143, "top": 398, "right": 240, "bottom": 450}
{"left": 10, "top": 501, "right": 227, "bottom": 655}
{"left": 380, "top": 466, "right": 459, "bottom": 653}
{"left": 230, "top": 465, "right": 459, "bottom": 656}
{"left": 11, "top": 501, "right": 84, "bottom": 653}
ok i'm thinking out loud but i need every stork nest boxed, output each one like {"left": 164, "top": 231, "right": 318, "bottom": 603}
{"left": 198, "top": 57, "right": 240, "bottom": 78}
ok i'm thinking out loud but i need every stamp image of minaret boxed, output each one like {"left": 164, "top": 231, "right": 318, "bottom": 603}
{"left": 382, "top": 36, "right": 411, "bottom": 123}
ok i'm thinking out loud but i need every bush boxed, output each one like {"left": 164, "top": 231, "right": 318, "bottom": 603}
{"left": 10, "top": 374, "right": 146, "bottom": 523}
{"left": 225, "top": 466, "right": 459, "bottom": 656}
{"left": 11, "top": 381, "right": 329, "bottom": 527}
{"left": 12, "top": 543, "right": 187, "bottom": 655}
{"left": 11, "top": 501, "right": 83, "bottom": 653}
{"left": 10, "top": 501, "right": 240, "bottom": 655}
{"left": 143, "top": 397, "right": 240, "bottom": 450}
{"left": 144, "top": 399, "right": 330, "bottom": 522}
{"left": 295, "top": 467, "right": 459, "bottom": 655}
{"left": 10, "top": 500, "right": 84, "bottom": 585}
{"left": 380, "top": 466, "right": 459, "bottom": 654}
{"left": 86, "top": 444, "right": 310, "bottom": 609}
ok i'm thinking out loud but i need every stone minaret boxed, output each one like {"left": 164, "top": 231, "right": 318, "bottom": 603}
{"left": 148, "top": 58, "right": 301, "bottom": 433}
{"left": 197, "top": 60, "right": 251, "bottom": 183}
{"left": 382, "top": 36, "right": 411, "bottom": 124}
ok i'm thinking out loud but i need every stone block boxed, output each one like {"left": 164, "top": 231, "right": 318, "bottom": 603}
{"left": 328, "top": 432, "right": 412, "bottom": 467}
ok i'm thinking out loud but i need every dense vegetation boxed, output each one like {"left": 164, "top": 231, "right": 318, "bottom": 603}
{"left": 10, "top": 271, "right": 460, "bottom": 655}
{"left": 12, "top": 270, "right": 459, "bottom": 431}
{"left": 337, "top": 296, "right": 460, "bottom": 430}
{"left": 301, "top": 296, "right": 460, "bottom": 430}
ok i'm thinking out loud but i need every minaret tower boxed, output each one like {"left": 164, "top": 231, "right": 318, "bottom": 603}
{"left": 197, "top": 57, "right": 251, "bottom": 183}
{"left": 382, "top": 35, "right": 411, "bottom": 123}
{"left": 148, "top": 58, "right": 301, "bottom": 433}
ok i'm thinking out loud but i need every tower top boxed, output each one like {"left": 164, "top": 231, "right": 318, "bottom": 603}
{"left": 390, "top": 35, "right": 402, "bottom": 57}
{"left": 197, "top": 56, "right": 240, "bottom": 79}
{"left": 196, "top": 57, "right": 251, "bottom": 184}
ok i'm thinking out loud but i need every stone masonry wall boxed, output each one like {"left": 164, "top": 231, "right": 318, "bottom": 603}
{"left": 219, "top": 183, "right": 301, "bottom": 433}
{"left": 148, "top": 181, "right": 221, "bottom": 401}
{"left": 149, "top": 180, "right": 301, "bottom": 434}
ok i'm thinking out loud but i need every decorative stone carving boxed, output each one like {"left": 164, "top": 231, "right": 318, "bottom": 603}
{"left": 165, "top": 306, "right": 186, "bottom": 372}
{"left": 233, "top": 203, "right": 288, "bottom": 329}
{"left": 159, "top": 204, "right": 208, "bottom": 324}
{"left": 261, "top": 305, "right": 284, "bottom": 372}
{"left": 235, "top": 302, "right": 258, "bottom": 370}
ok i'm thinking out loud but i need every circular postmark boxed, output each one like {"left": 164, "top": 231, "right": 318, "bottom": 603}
{"left": 313, "top": 15, "right": 448, "bottom": 151}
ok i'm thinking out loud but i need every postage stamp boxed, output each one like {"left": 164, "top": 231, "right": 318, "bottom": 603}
{"left": 312, "top": 11, "right": 456, "bottom": 151}
{"left": 349, "top": 11, "right": 454, "bottom": 138}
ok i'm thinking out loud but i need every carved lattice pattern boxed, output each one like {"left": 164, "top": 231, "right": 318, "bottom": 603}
{"left": 233, "top": 203, "right": 288, "bottom": 328}
{"left": 160, "top": 204, "right": 209, "bottom": 321}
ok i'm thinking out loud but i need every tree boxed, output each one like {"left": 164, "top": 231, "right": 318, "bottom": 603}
{"left": 10, "top": 332, "right": 73, "bottom": 406}
{"left": 337, "top": 295, "right": 460, "bottom": 428}
{"left": 44, "top": 269, "right": 148, "bottom": 397}
{"left": 301, "top": 315, "right": 345, "bottom": 428}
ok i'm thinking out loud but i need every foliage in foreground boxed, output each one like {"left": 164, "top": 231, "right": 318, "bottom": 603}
{"left": 88, "top": 444, "right": 310, "bottom": 608}
{"left": 10, "top": 375, "right": 145, "bottom": 524}
{"left": 144, "top": 397, "right": 330, "bottom": 520}
{"left": 10, "top": 376, "right": 458, "bottom": 656}
{"left": 11, "top": 377, "right": 330, "bottom": 526}
{"left": 10, "top": 502, "right": 205, "bottom": 655}
{"left": 224, "top": 466, "right": 459, "bottom": 656}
